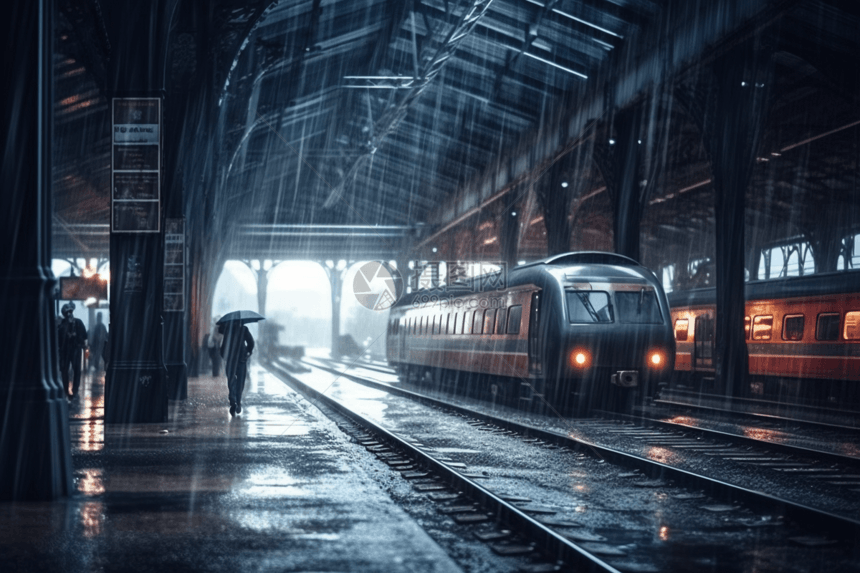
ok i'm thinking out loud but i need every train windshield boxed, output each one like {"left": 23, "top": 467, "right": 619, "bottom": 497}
{"left": 567, "top": 291, "right": 614, "bottom": 323}
{"left": 615, "top": 289, "right": 663, "bottom": 324}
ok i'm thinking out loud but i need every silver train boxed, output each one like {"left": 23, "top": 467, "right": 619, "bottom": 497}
{"left": 386, "top": 252, "right": 676, "bottom": 414}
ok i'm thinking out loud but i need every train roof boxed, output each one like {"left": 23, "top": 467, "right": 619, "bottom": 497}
{"left": 392, "top": 251, "right": 650, "bottom": 310}
{"left": 667, "top": 269, "right": 860, "bottom": 307}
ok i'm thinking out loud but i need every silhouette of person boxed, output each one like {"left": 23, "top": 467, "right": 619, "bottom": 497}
{"left": 219, "top": 322, "right": 254, "bottom": 416}
{"left": 208, "top": 318, "right": 223, "bottom": 376}
{"left": 58, "top": 302, "right": 87, "bottom": 400}
{"left": 87, "top": 312, "right": 108, "bottom": 372}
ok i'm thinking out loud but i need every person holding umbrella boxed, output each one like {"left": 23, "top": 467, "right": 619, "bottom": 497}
{"left": 218, "top": 311, "right": 263, "bottom": 416}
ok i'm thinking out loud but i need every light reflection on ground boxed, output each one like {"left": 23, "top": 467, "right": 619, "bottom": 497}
{"left": 78, "top": 468, "right": 104, "bottom": 496}
{"left": 646, "top": 446, "right": 680, "bottom": 464}
{"left": 80, "top": 501, "right": 104, "bottom": 538}
{"left": 666, "top": 416, "right": 699, "bottom": 426}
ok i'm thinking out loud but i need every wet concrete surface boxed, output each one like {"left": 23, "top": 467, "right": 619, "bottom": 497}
{"left": 0, "top": 368, "right": 464, "bottom": 572}
{"left": 295, "top": 358, "right": 860, "bottom": 572}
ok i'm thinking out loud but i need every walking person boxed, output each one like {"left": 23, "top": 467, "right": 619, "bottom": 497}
{"left": 208, "top": 317, "right": 223, "bottom": 376}
{"left": 58, "top": 302, "right": 87, "bottom": 400}
{"left": 219, "top": 322, "right": 254, "bottom": 416}
{"left": 87, "top": 311, "right": 108, "bottom": 373}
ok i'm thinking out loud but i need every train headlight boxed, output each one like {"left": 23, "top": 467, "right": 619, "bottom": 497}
{"left": 570, "top": 349, "right": 591, "bottom": 369}
{"left": 648, "top": 350, "right": 664, "bottom": 368}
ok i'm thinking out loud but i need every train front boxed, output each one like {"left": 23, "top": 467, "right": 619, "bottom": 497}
{"left": 552, "top": 265, "right": 676, "bottom": 407}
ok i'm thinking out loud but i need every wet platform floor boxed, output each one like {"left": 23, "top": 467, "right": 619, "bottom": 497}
{"left": 0, "top": 367, "right": 461, "bottom": 572}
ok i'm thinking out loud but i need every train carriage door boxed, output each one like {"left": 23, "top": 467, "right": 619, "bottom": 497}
{"left": 528, "top": 291, "right": 543, "bottom": 375}
{"left": 693, "top": 314, "right": 715, "bottom": 369}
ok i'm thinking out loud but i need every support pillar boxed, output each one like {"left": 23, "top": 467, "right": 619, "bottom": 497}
{"left": 594, "top": 107, "right": 644, "bottom": 262}
{"left": 327, "top": 265, "right": 344, "bottom": 358}
{"left": 536, "top": 166, "right": 574, "bottom": 255}
{"left": 499, "top": 200, "right": 521, "bottom": 268}
{"left": 678, "top": 40, "right": 771, "bottom": 398}
{"left": 0, "top": 0, "right": 74, "bottom": 499}
{"left": 103, "top": 0, "right": 170, "bottom": 423}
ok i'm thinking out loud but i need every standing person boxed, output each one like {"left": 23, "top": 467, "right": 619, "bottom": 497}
{"left": 58, "top": 302, "right": 87, "bottom": 400}
{"left": 201, "top": 333, "right": 211, "bottom": 373}
{"left": 208, "top": 317, "right": 223, "bottom": 377}
{"left": 219, "top": 322, "right": 254, "bottom": 416}
{"left": 87, "top": 312, "right": 108, "bottom": 373}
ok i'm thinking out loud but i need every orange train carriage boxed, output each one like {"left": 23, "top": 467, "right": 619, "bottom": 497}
{"left": 386, "top": 252, "right": 675, "bottom": 414}
{"left": 668, "top": 271, "right": 860, "bottom": 397}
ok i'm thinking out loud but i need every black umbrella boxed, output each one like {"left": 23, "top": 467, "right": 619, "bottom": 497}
{"left": 216, "top": 310, "right": 266, "bottom": 325}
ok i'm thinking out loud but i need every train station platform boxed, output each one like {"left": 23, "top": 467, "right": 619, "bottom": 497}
{"left": 0, "top": 368, "right": 461, "bottom": 572}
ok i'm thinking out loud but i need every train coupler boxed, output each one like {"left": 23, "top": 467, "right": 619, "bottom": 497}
{"left": 611, "top": 370, "right": 639, "bottom": 388}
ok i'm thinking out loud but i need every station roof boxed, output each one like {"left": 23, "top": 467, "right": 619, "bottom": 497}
{"left": 51, "top": 0, "right": 860, "bottom": 265}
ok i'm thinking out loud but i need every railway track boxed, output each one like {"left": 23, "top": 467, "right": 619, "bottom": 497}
{"left": 300, "top": 356, "right": 860, "bottom": 534}
{"left": 270, "top": 356, "right": 860, "bottom": 572}
{"left": 267, "top": 358, "right": 622, "bottom": 573}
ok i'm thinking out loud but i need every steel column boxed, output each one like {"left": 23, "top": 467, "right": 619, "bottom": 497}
{"left": 0, "top": 0, "right": 74, "bottom": 500}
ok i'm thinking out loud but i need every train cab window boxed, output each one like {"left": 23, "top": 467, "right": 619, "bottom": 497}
{"left": 674, "top": 318, "right": 689, "bottom": 341}
{"left": 507, "top": 305, "right": 523, "bottom": 334}
{"left": 566, "top": 291, "right": 613, "bottom": 323}
{"left": 484, "top": 309, "right": 496, "bottom": 334}
{"left": 495, "top": 308, "right": 507, "bottom": 334}
{"left": 844, "top": 312, "right": 860, "bottom": 340}
{"left": 782, "top": 315, "right": 805, "bottom": 341}
{"left": 473, "top": 310, "right": 484, "bottom": 334}
{"left": 744, "top": 316, "right": 750, "bottom": 340}
{"left": 816, "top": 313, "right": 841, "bottom": 341}
{"left": 752, "top": 315, "right": 773, "bottom": 341}
{"left": 615, "top": 289, "right": 663, "bottom": 324}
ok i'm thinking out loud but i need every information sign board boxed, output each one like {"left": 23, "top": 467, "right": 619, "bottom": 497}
{"left": 112, "top": 98, "right": 161, "bottom": 232}
{"left": 163, "top": 218, "right": 185, "bottom": 311}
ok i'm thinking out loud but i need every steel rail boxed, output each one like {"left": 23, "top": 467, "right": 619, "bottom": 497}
{"left": 299, "top": 356, "right": 860, "bottom": 541}
{"left": 652, "top": 396, "right": 860, "bottom": 433}
{"left": 595, "top": 409, "right": 860, "bottom": 467}
{"left": 266, "top": 358, "right": 622, "bottom": 573}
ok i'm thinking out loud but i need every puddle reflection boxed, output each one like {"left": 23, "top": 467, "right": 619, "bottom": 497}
{"left": 80, "top": 501, "right": 104, "bottom": 538}
{"left": 646, "top": 446, "right": 680, "bottom": 464}
{"left": 78, "top": 468, "right": 105, "bottom": 496}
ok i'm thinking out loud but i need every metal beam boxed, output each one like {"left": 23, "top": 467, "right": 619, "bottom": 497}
{"left": 322, "top": 0, "right": 498, "bottom": 209}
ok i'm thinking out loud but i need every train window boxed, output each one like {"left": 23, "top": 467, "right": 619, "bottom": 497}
{"left": 752, "top": 315, "right": 773, "bottom": 340}
{"left": 443, "top": 313, "right": 450, "bottom": 334}
{"left": 484, "top": 308, "right": 496, "bottom": 334}
{"left": 507, "top": 305, "right": 523, "bottom": 334}
{"left": 566, "top": 291, "right": 613, "bottom": 323}
{"left": 782, "top": 315, "right": 804, "bottom": 341}
{"left": 473, "top": 310, "right": 484, "bottom": 334}
{"left": 615, "top": 289, "right": 663, "bottom": 324}
{"left": 844, "top": 312, "right": 860, "bottom": 340}
{"left": 744, "top": 317, "right": 750, "bottom": 340}
{"left": 431, "top": 315, "right": 437, "bottom": 335}
{"left": 674, "top": 319, "right": 689, "bottom": 341}
{"left": 496, "top": 308, "right": 507, "bottom": 334}
{"left": 463, "top": 311, "right": 472, "bottom": 335}
{"left": 452, "top": 313, "right": 459, "bottom": 334}
{"left": 816, "top": 313, "right": 841, "bottom": 341}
